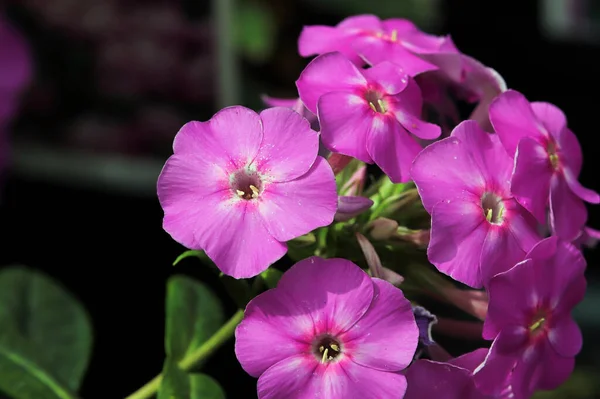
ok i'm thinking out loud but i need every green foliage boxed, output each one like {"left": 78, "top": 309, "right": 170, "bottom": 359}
{"left": 158, "top": 361, "right": 225, "bottom": 399}
{"left": 233, "top": 1, "right": 277, "bottom": 63}
{"left": 0, "top": 266, "right": 93, "bottom": 399}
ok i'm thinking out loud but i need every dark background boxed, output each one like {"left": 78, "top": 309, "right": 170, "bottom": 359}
{"left": 1, "top": 0, "right": 599, "bottom": 398}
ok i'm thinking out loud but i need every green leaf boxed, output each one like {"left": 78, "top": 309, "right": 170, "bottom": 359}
{"left": 158, "top": 361, "right": 225, "bottom": 399}
{"left": 233, "top": 2, "right": 277, "bottom": 63}
{"left": 173, "top": 250, "right": 207, "bottom": 266}
{"left": 0, "top": 266, "right": 92, "bottom": 399}
{"left": 259, "top": 268, "right": 282, "bottom": 289}
{"left": 165, "top": 276, "right": 225, "bottom": 362}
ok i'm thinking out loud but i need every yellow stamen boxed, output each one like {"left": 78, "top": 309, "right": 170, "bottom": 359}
{"left": 250, "top": 185, "right": 259, "bottom": 198}
{"left": 321, "top": 348, "right": 329, "bottom": 363}
{"left": 485, "top": 208, "right": 492, "bottom": 222}
{"left": 330, "top": 343, "right": 340, "bottom": 352}
{"left": 390, "top": 29, "right": 398, "bottom": 42}
{"left": 530, "top": 317, "right": 546, "bottom": 332}
{"left": 549, "top": 153, "right": 559, "bottom": 170}
{"left": 369, "top": 102, "right": 377, "bottom": 112}
{"left": 236, "top": 189, "right": 245, "bottom": 197}
{"left": 377, "top": 99, "right": 387, "bottom": 113}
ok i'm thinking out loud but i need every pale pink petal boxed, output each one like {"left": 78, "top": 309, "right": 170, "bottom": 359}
{"left": 410, "top": 135, "right": 485, "bottom": 213}
{"left": 549, "top": 174, "right": 587, "bottom": 241}
{"left": 489, "top": 90, "right": 545, "bottom": 156}
{"left": 341, "top": 279, "right": 418, "bottom": 371}
{"left": 366, "top": 115, "right": 423, "bottom": 183}
{"left": 254, "top": 107, "right": 319, "bottom": 182}
{"left": 259, "top": 157, "right": 337, "bottom": 242}
{"left": 256, "top": 355, "right": 316, "bottom": 399}
{"left": 428, "top": 196, "right": 488, "bottom": 288}
{"left": 548, "top": 316, "right": 582, "bottom": 358}
{"left": 404, "top": 360, "right": 471, "bottom": 399}
{"left": 205, "top": 106, "right": 263, "bottom": 168}
{"left": 317, "top": 91, "right": 374, "bottom": 163}
{"left": 564, "top": 167, "right": 600, "bottom": 204}
{"left": 197, "top": 199, "right": 287, "bottom": 278}
{"left": 530, "top": 102, "right": 567, "bottom": 137}
{"left": 511, "top": 137, "right": 553, "bottom": 222}
{"left": 361, "top": 61, "right": 409, "bottom": 95}
{"left": 235, "top": 290, "right": 312, "bottom": 377}
{"left": 277, "top": 257, "right": 374, "bottom": 335}
{"left": 172, "top": 121, "right": 232, "bottom": 172}
{"left": 296, "top": 52, "right": 367, "bottom": 113}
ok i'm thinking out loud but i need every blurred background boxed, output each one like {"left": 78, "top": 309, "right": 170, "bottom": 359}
{"left": 1, "top": 0, "right": 599, "bottom": 398}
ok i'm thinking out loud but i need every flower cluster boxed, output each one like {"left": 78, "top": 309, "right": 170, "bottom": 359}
{"left": 158, "top": 13, "right": 595, "bottom": 399}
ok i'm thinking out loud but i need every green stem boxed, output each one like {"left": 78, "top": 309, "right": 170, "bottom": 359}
{"left": 125, "top": 309, "right": 245, "bottom": 399}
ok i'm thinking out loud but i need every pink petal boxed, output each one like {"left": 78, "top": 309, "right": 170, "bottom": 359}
{"left": 255, "top": 107, "right": 319, "bottom": 182}
{"left": 482, "top": 260, "right": 536, "bottom": 339}
{"left": 354, "top": 36, "right": 438, "bottom": 76}
{"left": 536, "top": 341, "right": 576, "bottom": 391}
{"left": 256, "top": 354, "right": 316, "bottom": 399}
{"left": 317, "top": 91, "right": 374, "bottom": 163}
{"left": 298, "top": 26, "right": 350, "bottom": 56}
{"left": 261, "top": 95, "right": 302, "bottom": 109}
{"left": 198, "top": 198, "right": 287, "bottom": 278}
{"left": 296, "top": 52, "right": 367, "bottom": 113}
{"left": 0, "top": 15, "right": 32, "bottom": 93}
{"left": 235, "top": 290, "right": 312, "bottom": 377}
{"left": 410, "top": 134, "right": 485, "bottom": 213}
{"left": 332, "top": 360, "right": 408, "bottom": 398}
{"left": 381, "top": 18, "right": 419, "bottom": 35}
{"left": 549, "top": 174, "right": 588, "bottom": 241}
{"left": 530, "top": 101, "right": 567, "bottom": 138}
{"left": 361, "top": 61, "right": 409, "bottom": 95}
{"left": 341, "top": 279, "right": 418, "bottom": 371}
{"left": 391, "top": 78, "right": 423, "bottom": 116}
{"left": 277, "top": 257, "right": 374, "bottom": 335}
{"left": 511, "top": 137, "right": 553, "bottom": 222}
{"left": 171, "top": 122, "right": 231, "bottom": 172}
{"left": 366, "top": 115, "right": 423, "bottom": 183}
{"left": 548, "top": 316, "right": 582, "bottom": 358}
{"left": 259, "top": 157, "right": 337, "bottom": 242}
{"left": 205, "top": 106, "right": 264, "bottom": 168}
{"left": 488, "top": 90, "right": 545, "bottom": 156}
{"left": 449, "top": 348, "right": 489, "bottom": 372}
{"left": 395, "top": 108, "right": 442, "bottom": 140}
{"left": 564, "top": 167, "right": 600, "bottom": 204}
{"left": 556, "top": 127, "right": 583, "bottom": 176}
{"left": 451, "top": 120, "right": 513, "bottom": 185}
{"left": 472, "top": 332, "right": 521, "bottom": 396}
{"left": 335, "top": 196, "right": 374, "bottom": 222}
{"left": 404, "top": 360, "right": 472, "bottom": 399}
{"left": 337, "top": 14, "right": 382, "bottom": 30}
{"left": 428, "top": 196, "right": 487, "bottom": 288}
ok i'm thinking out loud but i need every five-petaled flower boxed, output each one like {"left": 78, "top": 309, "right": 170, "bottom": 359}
{"left": 235, "top": 256, "right": 419, "bottom": 398}
{"left": 296, "top": 51, "right": 441, "bottom": 183}
{"left": 157, "top": 106, "right": 338, "bottom": 278}
{"left": 411, "top": 120, "right": 541, "bottom": 288}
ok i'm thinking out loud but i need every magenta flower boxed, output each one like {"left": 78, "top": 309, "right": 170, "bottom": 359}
{"left": 296, "top": 52, "right": 441, "bottom": 183}
{"left": 411, "top": 120, "right": 540, "bottom": 288}
{"left": 235, "top": 256, "right": 419, "bottom": 398}
{"left": 157, "top": 106, "right": 338, "bottom": 278}
{"left": 489, "top": 89, "right": 600, "bottom": 241}
{"left": 405, "top": 348, "right": 509, "bottom": 399}
{"left": 298, "top": 14, "right": 456, "bottom": 76}
{"left": 473, "top": 236, "right": 586, "bottom": 398}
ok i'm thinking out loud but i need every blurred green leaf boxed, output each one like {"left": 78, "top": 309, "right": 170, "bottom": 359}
{"left": 165, "top": 276, "right": 225, "bottom": 362}
{"left": 0, "top": 266, "right": 92, "bottom": 399}
{"left": 234, "top": 1, "right": 277, "bottom": 63}
{"left": 173, "top": 250, "right": 207, "bottom": 266}
{"left": 158, "top": 361, "right": 225, "bottom": 399}
{"left": 260, "top": 268, "right": 282, "bottom": 289}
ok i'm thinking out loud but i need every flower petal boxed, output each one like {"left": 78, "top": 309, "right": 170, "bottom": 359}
{"left": 361, "top": 61, "right": 409, "bottom": 95}
{"left": 334, "top": 196, "right": 374, "bottom": 222}
{"left": 530, "top": 101, "right": 567, "bottom": 138}
{"left": 337, "top": 14, "right": 383, "bottom": 30}
{"left": 556, "top": 127, "right": 583, "bottom": 176}
{"left": 341, "top": 279, "right": 418, "bottom": 371}
{"left": 235, "top": 290, "right": 312, "bottom": 377}
{"left": 395, "top": 110, "right": 442, "bottom": 140}
{"left": 198, "top": 199, "right": 287, "bottom": 278}
{"left": 549, "top": 174, "right": 587, "bottom": 241}
{"left": 404, "top": 360, "right": 472, "bottom": 399}
{"left": 473, "top": 332, "right": 521, "bottom": 396}
{"left": 277, "top": 257, "right": 374, "bottom": 335}
{"left": 317, "top": 91, "right": 374, "bottom": 163}
{"left": 489, "top": 89, "right": 545, "bottom": 156}
{"left": 366, "top": 115, "right": 423, "bottom": 183}
{"left": 296, "top": 52, "right": 367, "bottom": 113}
{"left": 334, "top": 360, "right": 408, "bottom": 399}
{"left": 256, "top": 354, "right": 316, "bottom": 399}
{"left": 205, "top": 106, "right": 263, "bottom": 168}
{"left": 427, "top": 196, "right": 487, "bottom": 288}
{"left": 449, "top": 348, "right": 489, "bottom": 372}
{"left": 564, "top": 167, "right": 600, "bottom": 204}
{"left": 410, "top": 135, "right": 485, "bottom": 213}
{"left": 254, "top": 107, "right": 319, "bottom": 182}
{"left": 548, "top": 316, "right": 582, "bottom": 358}
{"left": 259, "top": 157, "right": 337, "bottom": 242}
{"left": 536, "top": 341, "right": 576, "bottom": 391}
{"left": 511, "top": 137, "right": 553, "bottom": 222}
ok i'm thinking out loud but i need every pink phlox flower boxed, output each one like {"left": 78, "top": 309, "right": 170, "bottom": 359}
{"left": 296, "top": 52, "right": 441, "bottom": 183}
{"left": 235, "top": 256, "right": 419, "bottom": 399}
{"left": 489, "top": 89, "right": 600, "bottom": 241}
{"left": 405, "top": 348, "right": 516, "bottom": 398}
{"left": 157, "top": 106, "right": 338, "bottom": 278}
{"left": 473, "top": 236, "right": 586, "bottom": 398}
{"left": 573, "top": 225, "right": 600, "bottom": 249}
{"left": 298, "top": 14, "right": 456, "bottom": 76}
{"left": 261, "top": 95, "right": 319, "bottom": 131}
{"left": 411, "top": 120, "right": 541, "bottom": 288}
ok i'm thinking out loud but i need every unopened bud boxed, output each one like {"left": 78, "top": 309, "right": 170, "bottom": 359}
{"left": 334, "top": 196, "right": 373, "bottom": 222}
